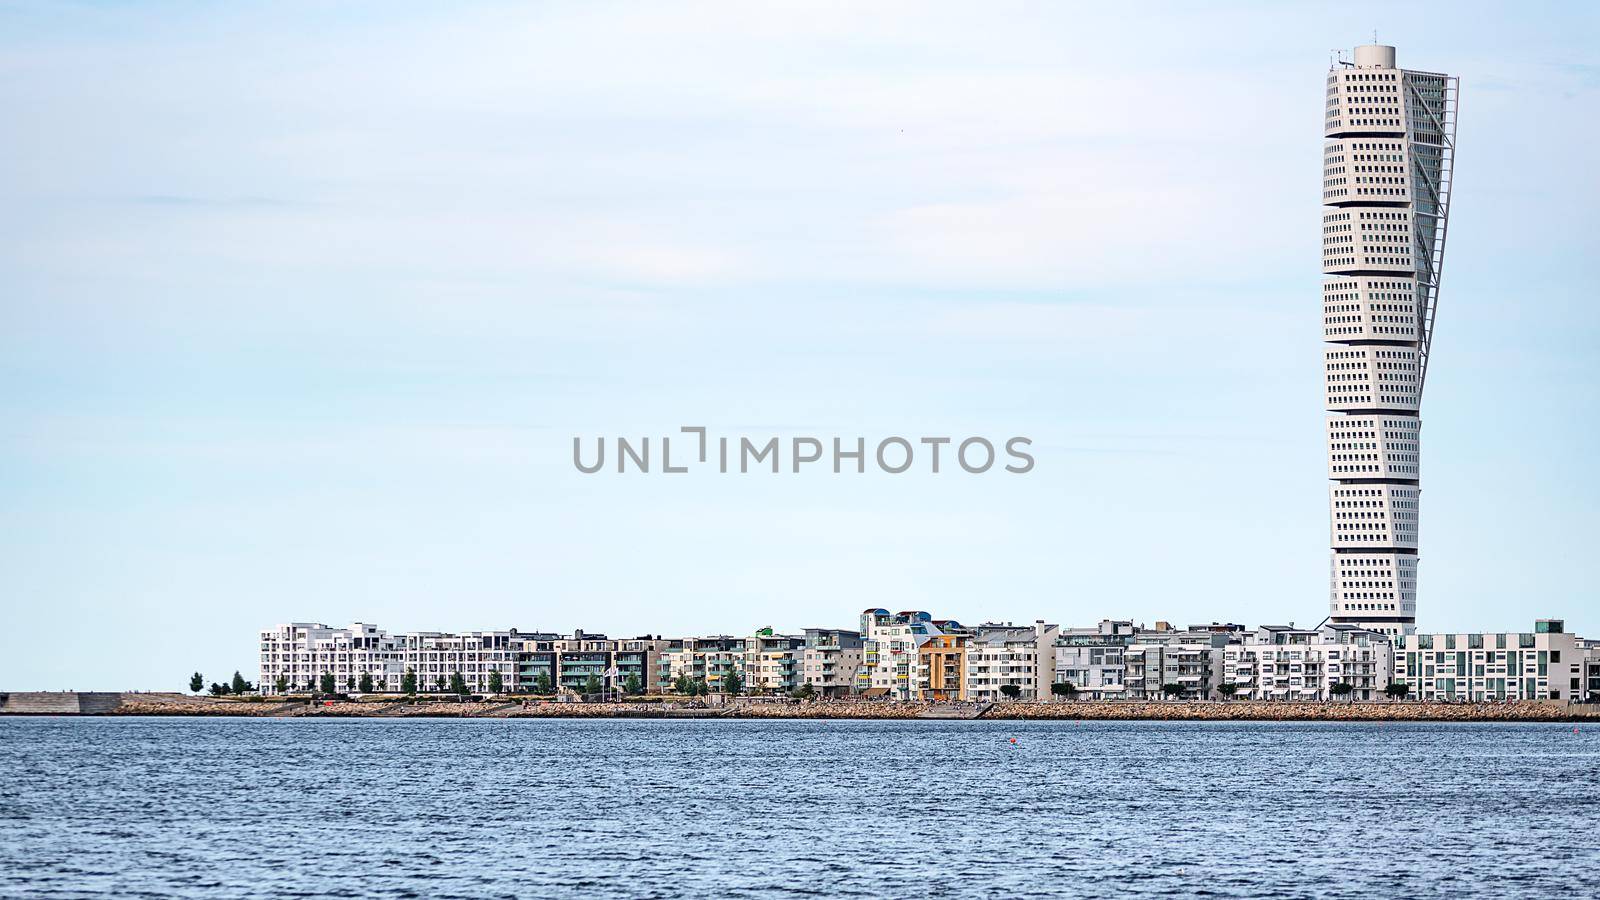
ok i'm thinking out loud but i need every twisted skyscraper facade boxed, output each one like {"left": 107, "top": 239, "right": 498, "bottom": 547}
{"left": 1322, "top": 45, "right": 1457, "bottom": 637}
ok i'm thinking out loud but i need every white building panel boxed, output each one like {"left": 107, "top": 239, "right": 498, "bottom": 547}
{"left": 1322, "top": 277, "right": 1421, "bottom": 342}
{"left": 1326, "top": 414, "right": 1420, "bottom": 480}
{"left": 1329, "top": 482, "right": 1420, "bottom": 549}
{"left": 1324, "top": 345, "right": 1421, "bottom": 411}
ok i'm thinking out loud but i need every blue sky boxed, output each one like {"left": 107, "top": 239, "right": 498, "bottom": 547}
{"left": 2, "top": 2, "right": 1596, "bottom": 690}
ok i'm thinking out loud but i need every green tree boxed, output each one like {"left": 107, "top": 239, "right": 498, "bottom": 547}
{"left": 358, "top": 672, "right": 374, "bottom": 693}
{"left": 209, "top": 682, "right": 227, "bottom": 697}
{"left": 1216, "top": 683, "right": 1239, "bottom": 700}
{"left": 999, "top": 684, "right": 1023, "bottom": 700}
{"left": 230, "top": 671, "right": 248, "bottom": 694}
{"left": 274, "top": 675, "right": 288, "bottom": 694}
{"left": 488, "top": 670, "right": 504, "bottom": 694}
{"left": 721, "top": 668, "right": 744, "bottom": 696}
{"left": 624, "top": 672, "right": 642, "bottom": 696}
{"left": 534, "top": 671, "right": 553, "bottom": 695}
{"left": 319, "top": 671, "right": 336, "bottom": 694}
{"left": 1050, "top": 682, "right": 1079, "bottom": 700}
{"left": 1330, "top": 682, "right": 1355, "bottom": 701}
{"left": 189, "top": 672, "right": 204, "bottom": 694}
{"left": 401, "top": 668, "right": 418, "bottom": 694}
{"left": 673, "top": 673, "right": 693, "bottom": 696}
{"left": 449, "top": 671, "right": 469, "bottom": 697}
{"left": 791, "top": 682, "right": 816, "bottom": 700}
{"left": 693, "top": 677, "right": 709, "bottom": 697}
{"left": 1385, "top": 682, "right": 1412, "bottom": 699}
{"left": 1160, "top": 683, "right": 1184, "bottom": 699}
{"left": 434, "top": 674, "right": 447, "bottom": 692}
{"left": 583, "top": 673, "right": 603, "bottom": 698}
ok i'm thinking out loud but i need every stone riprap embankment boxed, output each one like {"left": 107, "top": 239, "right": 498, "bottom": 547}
{"left": 87, "top": 696, "right": 1600, "bottom": 721}
{"left": 109, "top": 695, "right": 301, "bottom": 716}
{"left": 983, "top": 700, "right": 1580, "bottom": 721}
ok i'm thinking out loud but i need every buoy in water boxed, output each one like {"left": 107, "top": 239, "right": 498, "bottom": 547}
{"left": 1009, "top": 737, "right": 1018, "bottom": 744}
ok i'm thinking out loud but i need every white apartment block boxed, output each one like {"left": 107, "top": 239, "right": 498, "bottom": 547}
{"left": 403, "top": 630, "right": 518, "bottom": 694}
{"left": 1323, "top": 44, "right": 1458, "bottom": 638}
{"left": 1226, "top": 624, "right": 1392, "bottom": 701}
{"left": 258, "top": 623, "right": 516, "bottom": 694}
{"left": 1393, "top": 620, "right": 1581, "bottom": 701}
{"left": 259, "top": 623, "right": 398, "bottom": 692}
{"left": 261, "top": 623, "right": 667, "bottom": 696}
{"left": 964, "top": 621, "right": 1057, "bottom": 702}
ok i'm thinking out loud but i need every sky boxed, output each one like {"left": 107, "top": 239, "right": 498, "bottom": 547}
{"left": 2, "top": 1, "right": 1596, "bottom": 690}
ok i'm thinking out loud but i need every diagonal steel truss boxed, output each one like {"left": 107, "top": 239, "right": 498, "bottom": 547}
{"left": 1406, "top": 73, "right": 1459, "bottom": 397}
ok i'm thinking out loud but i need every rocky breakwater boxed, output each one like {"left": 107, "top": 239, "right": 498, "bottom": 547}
{"left": 99, "top": 696, "right": 1600, "bottom": 721}
{"left": 726, "top": 699, "right": 934, "bottom": 719}
{"left": 983, "top": 700, "right": 1583, "bottom": 721}
{"left": 113, "top": 695, "right": 299, "bottom": 716}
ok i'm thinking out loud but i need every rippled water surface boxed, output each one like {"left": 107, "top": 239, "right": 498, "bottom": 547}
{"left": 2, "top": 718, "right": 1598, "bottom": 898}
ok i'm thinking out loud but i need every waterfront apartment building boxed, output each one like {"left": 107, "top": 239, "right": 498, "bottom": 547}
{"left": 260, "top": 623, "right": 670, "bottom": 695}
{"left": 262, "top": 613, "right": 1596, "bottom": 704}
{"left": 800, "top": 628, "right": 863, "bottom": 697}
{"left": 403, "top": 629, "right": 519, "bottom": 694}
{"left": 964, "top": 622, "right": 1058, "bottom": 702}
{"left": 257, "top": 624, "right": 518, "bottom": 695}
{"left": 858, "top": 609, "right": 960, "bottom": 699}
{"left": 1393, "top": 620, "right": 1582, "bottom": 701}
{"left": 259, "top": 623, "right": 404, "bottom": 692}
{"left": 510, "top": 631, "right": 670, "bottom": 695}
{"left": 1580, "top": 640, "right": 1600, "bottom": 703}
{"left": 1052, "top": 620, "right": 1135, "bottom": 699}
{"left": 1123, "top": 623, "right": 1240, "bottom": 700}
{"left": 917, "top": 634, "right": 968, "bottom": 700}
{"left": 1225, "top": 623, "right": 1392, "bottom": 701}
{"left": 259, "top": 623, "right": 519, "bottom": 694}
{"left": 1050, "top": 621, "right": 1241, "bottom": 700}
{"left": 1323, "top": 44, "right": 1458, "bottom": 637}
{"left": 744, "top": 628, "right": 807, "bottom": 694}
{"left": 649, "top": 627, "right": 858, "bottom": 696}
{"left": 657, "top": 636, "right": 748, "bottom": 692}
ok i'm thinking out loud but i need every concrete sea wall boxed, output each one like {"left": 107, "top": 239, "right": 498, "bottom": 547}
{"left": 0, "top": 692, "right": 130, "bottom": 714}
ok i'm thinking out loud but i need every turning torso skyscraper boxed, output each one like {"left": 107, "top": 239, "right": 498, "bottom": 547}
{"left": 1321, "top": 44, "right": 1458, "bottom": 637}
